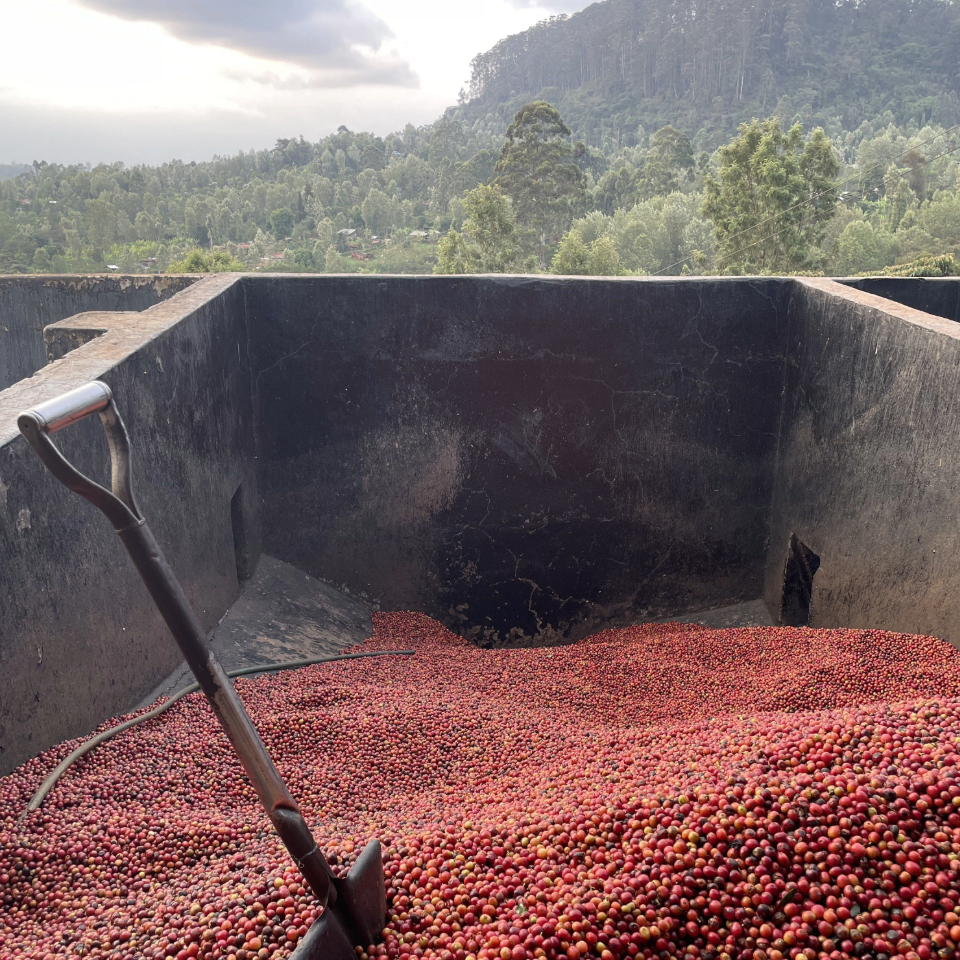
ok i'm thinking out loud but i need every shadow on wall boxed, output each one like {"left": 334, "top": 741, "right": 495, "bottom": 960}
{"left": 247, "top": 275, "right": 792, "bottom": 647}
{"left": 777, "top": 533, "right": 820, "bottom": 627}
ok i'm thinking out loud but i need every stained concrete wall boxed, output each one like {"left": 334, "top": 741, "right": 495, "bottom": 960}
{"left": 840, "top": 277, "right": 960, "bottom": 324}
{"left": 247, "top": 275, "right": 790, "bottom": 645}
{"left": 0, "top": 276, "right": 260, "bottom": 775}
{"left": 0, "top": 275, "right": 195, "bottom": 391}
{"left": 10, "top": 271, "right": 960, "bottom": 776}
{"left": 764, "top": 279, "right": 960, "bottom": 643}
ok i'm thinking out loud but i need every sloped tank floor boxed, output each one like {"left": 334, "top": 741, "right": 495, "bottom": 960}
{"left": 133, "top": 554, "right": 374, "bottom": 708}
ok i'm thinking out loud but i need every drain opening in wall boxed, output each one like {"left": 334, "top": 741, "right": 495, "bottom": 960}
{"left": 230, "top": 482, "right": 254, "bottom": 583}
{"left": 780, "top": 533, "right": 820, "bottom": 627}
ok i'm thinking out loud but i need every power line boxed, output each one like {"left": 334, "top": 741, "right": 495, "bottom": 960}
{"left": 657, "top": 121, "right": 960, "bottom": 275}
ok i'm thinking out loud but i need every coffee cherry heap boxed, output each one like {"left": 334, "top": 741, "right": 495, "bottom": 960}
{"left": 5, "top": 615, "right": 960, "bottom": 960}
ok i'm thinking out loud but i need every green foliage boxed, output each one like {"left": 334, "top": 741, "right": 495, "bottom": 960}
{"left": 462, "top": 184, "right": 519, "bottom": 271}
{"left": 287, "top": 246, "right": 316, "bottom": 271}
{"left": 835, "top": 221, "right": 900, "bottom": 275}
{"left": 640, "top": 126, "right": 695, "bottom": 198}
{"left": 0, "top": 120, "right": 516, "bottom": 274}
{"left": 464, "top": 0, "right": 960, "bottom": 150}
{"left": 550, "top": 232, "right": 590, "bottom": 274}
{"left": 586, "top": 236, "right": 623, "bottom": 276}
{"left": 554, "top": 190, "right": 713, "bottom": 276}
{"left": 324, "top": 244, "right": 345, "bottom": 273}
{"left": 703, "top": 119, "right": 840, "bottom": 273}
{"left": 167, "top": 249, "right": 244, "bottom": 273}
{"left": 361, "top": 188, "right": 400, "bottom": 235}
{"left": 435, "top": 231, "right": 475, "bottom": 274}
{"left": 872, "top": 253, "right": 960, "bottom": 277}
{"left": 435, "top": 184, "right": 521, "bottom": 274}
{"left": 269, "top": 207, "right": 295, "bottom": 239}
{"left": 919, "top": 192, "right": 960, "bottom": 244}
{"left": 550, "top": 231, "right": 623, "bottom": 275}
{"left": 594, "top": 164, "right": 644, "bottom": 216}
{"left": 493, "top": 101, "right": 585, "bottom": 258}
{"left": 364, "top": 239, "right": 436, "bottom": 274}
{"left": 2, "top": 47, "right": 959, "bottom": 284}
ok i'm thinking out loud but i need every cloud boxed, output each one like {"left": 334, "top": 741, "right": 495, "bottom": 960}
{"left": 223, "top": 58, "right": 416, "bottom": 90}
{"left": 504, "top": 0, "right": 589, "bottom": 11}
{"left": 72, "top": 0, "right": 418, "bottom": 85}
{"left": 0, "top": 85, "right": 445, "bottom": 165}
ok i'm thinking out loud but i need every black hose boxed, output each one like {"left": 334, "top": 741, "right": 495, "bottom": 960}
{"left": 19, "top": 650, "right": 415, "bottom": 823}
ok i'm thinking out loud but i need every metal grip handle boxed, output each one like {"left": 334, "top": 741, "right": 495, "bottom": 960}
{"left": 18, "top": 381, "right": 141, "bottom": 531}
{"left": 20, "top": 380, "right": 112, "bottom": 435}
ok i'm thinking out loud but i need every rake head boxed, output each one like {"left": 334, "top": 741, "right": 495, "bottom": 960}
{"left": 290, "top": 839, "right": 388, "bottom": 959}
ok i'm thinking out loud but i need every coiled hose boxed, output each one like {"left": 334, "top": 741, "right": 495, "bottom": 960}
{"left": 19, "top": 649, "right": 415, "bottom": 824}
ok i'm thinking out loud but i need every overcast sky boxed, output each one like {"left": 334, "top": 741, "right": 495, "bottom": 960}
{"left": 0, "top": 0, "right": 587, "bottom": 166}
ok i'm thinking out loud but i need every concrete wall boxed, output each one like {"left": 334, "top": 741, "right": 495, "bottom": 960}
{"left": 247, "top": 275, "right": 790, "bottom": 645}
{"left": 0, "top": 276, "right": 259, "bottom": 775}
{"left": 764, "top": 279, "right": 960, "bottom": 643}
{"left": 840, "top": 277, "right": 960, "bottom": 324}
{"left": 10, "top": 271, "right": 960, "bottom": 774}
{"left": 0, "top": 275, "right": 195, "bottom": 391}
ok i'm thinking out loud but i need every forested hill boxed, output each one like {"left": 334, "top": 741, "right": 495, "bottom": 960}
{"left": 464, "top": 0, "right": 960, "bottom": 150}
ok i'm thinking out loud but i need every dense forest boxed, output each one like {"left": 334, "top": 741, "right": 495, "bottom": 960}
{"left": 465, "top": 0, "right": 960, "bottom": 151}
{"left": 2, "top": 0, "right": 960, "bottom": 278}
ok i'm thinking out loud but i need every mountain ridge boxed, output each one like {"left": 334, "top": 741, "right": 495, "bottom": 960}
{"left": 458, "top": 0, "right": 960, "bottom": 150}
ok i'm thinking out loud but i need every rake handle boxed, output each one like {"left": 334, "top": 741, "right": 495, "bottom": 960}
{"left": 117, "top": 521, "right": 336, "bottom": 905}
{"left": 18, "top": 382, "right": 337, "bottom": 908}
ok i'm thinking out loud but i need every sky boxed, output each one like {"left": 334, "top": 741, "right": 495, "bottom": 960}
{"left": 0, "top": 0, "right": 588, "bottom": 166}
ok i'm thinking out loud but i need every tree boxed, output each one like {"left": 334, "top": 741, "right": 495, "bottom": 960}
{"left": 168, "top": 249, "right": 243, "bottom": 273}
{"left": 463, "top": 184, "right": 518, "bottom": 271}
{"left": 434, "top": 185, "right": 519, "bottom": 274}
{"left": 465, "top": 0, "right": 960, "bottom": 148}
{"left": 434, "top": 231, "right": 474, "bottom": 274}
{"left": 492, "top": 101, "right": 585, "bottom": 261}
{"left": 876, "top": 253, "right": 960, "bottom": 277}
{"left": 703, "top": 119, "right": 840, "bottom": 274}
{"left": 594, "top": 165, "right": 643, "bottom": 215}
{"left": 84, "top": 197, "right": 116, "bottom": 258}
{"left": 550, "top": 232, "right": 590, "bottom": 274}
{"left": 361, "top": 188, "right": 398, "bottom": 235}
{"left": 313, "top": 218, "right": 335, "bottom": 253}
{"left": 920, "top": 192, "right": 960, "bottom": 244}
{"left": 588, "top": 236, "right": 623, "bottom": 276}
{"left": 640, "top": 126, "right": 695, "bottom": 198}
{"left": 884, "top": 176, "right": 917, "bottom": 232}
{"left": 834, "top": 221, "right": 900, "bottom": 275}
{"left": 551, "top": 231, "right": 624, "bottom": 275}
{"left": 324, "top": 245, "right": 343, "bottom": 273}
{"left": 269, "top": 207, "right": 295, "bottom": 239}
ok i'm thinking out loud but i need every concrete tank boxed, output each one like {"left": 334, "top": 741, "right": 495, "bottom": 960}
{"left": 2, "top": 272, "right": 959, "bottom": 773}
